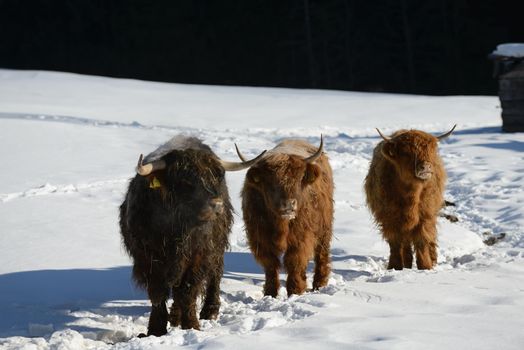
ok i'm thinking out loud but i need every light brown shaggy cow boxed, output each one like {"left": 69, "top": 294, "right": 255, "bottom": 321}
{"left": 364, "top": 125, "right": 456, "bottom": 270}
{"left": 238, "top": 137, "right": 334, "bottom": 297}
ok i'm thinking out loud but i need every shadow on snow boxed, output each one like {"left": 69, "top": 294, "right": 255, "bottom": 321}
{"left": 0, "top": 252, "right": 264, "bottom": 338}
{"left": 471, "top": 140, "right": 524, "bottom": 152}
{"left": 0, "top": 266, "right": 145, "bottom": 338}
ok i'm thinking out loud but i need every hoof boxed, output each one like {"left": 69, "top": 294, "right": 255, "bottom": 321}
{"left": 200, "top": 305, "right": 219, "bottom": 320}
{"left": 263, "top": 287, "right": 279, "bottom": 298}
{"left": 181, "top": 320, "right": 200, "bottom": 330}
{"left": 146, "top": 328, "right": 167, "bottom": 337}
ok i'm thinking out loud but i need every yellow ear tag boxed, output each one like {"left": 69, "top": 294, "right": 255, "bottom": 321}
{"left": 149, "top": 176, "right": 162, "bottom": 189}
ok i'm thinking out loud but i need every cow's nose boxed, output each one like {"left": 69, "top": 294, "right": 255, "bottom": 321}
{"left": 285, "top": 198, "right": 297, "bottom": 211}
{"left": 210, "top": 198, "right": 224, "bottom": 214}
{"left": 420, "top": 162, "right": 432, "bottom": 172}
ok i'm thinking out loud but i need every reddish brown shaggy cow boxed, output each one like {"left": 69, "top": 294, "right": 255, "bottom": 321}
{"left": 364, "top": 125, "right": 456, "bottom": 270}
{"left": 238, "top": 137, "right": 334, "bottom": 297}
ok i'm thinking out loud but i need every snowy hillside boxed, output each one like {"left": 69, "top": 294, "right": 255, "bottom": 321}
{"left": 0, "top": 70, "right": 523, "bottom": 350}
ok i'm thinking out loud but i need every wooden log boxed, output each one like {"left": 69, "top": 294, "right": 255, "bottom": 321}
{"left": 499, "top": 62, "right": 524, "bottom": 132}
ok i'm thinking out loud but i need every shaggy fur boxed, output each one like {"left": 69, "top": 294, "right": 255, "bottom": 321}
{"left": 241, "top": 140, "right": 334, "bottom": 297}
{"left": 365, "top": 129, "right": 446, "bottom": 270}
{"left": 119, "top": 136, "right": 233, "bottom": 336}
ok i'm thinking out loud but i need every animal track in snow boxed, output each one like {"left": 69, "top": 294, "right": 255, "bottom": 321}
{"left": 0, "top": 179, "right": 128, "bottom": 202}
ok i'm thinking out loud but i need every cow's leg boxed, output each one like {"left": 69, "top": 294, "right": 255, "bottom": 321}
{"left": 168, "top": 289, "right": 181, "bottom": 328}
{"left": 429, "top": 241, "right": 438, "bottom": 266}
{"left": 172, "top": 284, "right": 200, "bottom": 330}
{"left": 387, "top": 239, "right": 403, "bottom": 270}
{"left": 414, "top": 240, "right": 432, "bottom": 270}
{"left": 200, "top": 258, "right": 223, "bottom": 320}
{"left": 171, "top": 262, "right": 205, "bottom": 330}
{"left": 284, "top": 245, "right": 309, "bottom": 296}
{"left": 415, "top": 220, "right": 438, "bottom": 270}
{"left": 252, "top": 245, "right": 281, "bottom": 297}
{"left": 402, "top": 241, "right": 413, "bottom": 268}
{"left": 312, "top": 234, "right": 331, "bottom": 290}
{"left": 414, "top": 231, "right": 433, "bottom": 269}
{"left": 167, "top": 262, "right": 187, "bottom": 329}
{"left": 263, "top": 255, "right": 281, "bottom": 297}
{"left": 134, "top": 256, "right": 170, "bottom": 337}
{"left": 146, "top": 277, "right": 170, "bottom": 337}
{"left": 147, "top": 300, "right": 169, "bottom": 337}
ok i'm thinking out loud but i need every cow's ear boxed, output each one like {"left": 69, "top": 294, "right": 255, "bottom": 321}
{"left": 303, "top": 163, "right": 321, "bottom": 185}
{"left": 381, "top": 141, "right": 397, "bottom": 159}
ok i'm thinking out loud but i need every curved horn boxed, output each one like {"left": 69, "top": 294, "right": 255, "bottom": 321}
{"left": 219, "top": 150, "right": 267, "bottom": 171}
{"left": 234, "top": 143, "right": 248, "bottom": 162}
{"left": 436, "top": 124, "right": 457, "bottom": 141}
{"left": 376, "top": 128, "right": 391, "bottom": 141}
{"left": 136, "top": 154, "right": 166, "bottom": 176}
{"left": 304, "top": 134, "right": 324, "bottom": 163}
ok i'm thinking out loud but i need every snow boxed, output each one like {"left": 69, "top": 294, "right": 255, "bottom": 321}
{"left": 1, "top": 69, "right": 523, "bottom": 349}
{"left": 492, "top": 43, "right": 524, "bottom": 58}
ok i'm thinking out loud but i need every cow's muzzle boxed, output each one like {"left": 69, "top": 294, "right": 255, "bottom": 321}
{"left": 279, "top": 198, "right": 297, "bottom": 220}
{"left": 415, "top": 161, "right": 432, "bottom": 180}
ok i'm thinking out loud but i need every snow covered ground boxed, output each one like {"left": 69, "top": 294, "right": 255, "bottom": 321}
{"left": 0, "top": 69, "right": 523, "bottom": 349}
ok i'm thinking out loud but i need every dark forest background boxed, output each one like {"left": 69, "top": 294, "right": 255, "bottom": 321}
{"left": 0, "top": 0, "right": 521, "bottom": 95}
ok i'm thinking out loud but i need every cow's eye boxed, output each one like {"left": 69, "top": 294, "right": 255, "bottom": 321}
{"left": 249, "top": 170, "right": 261, "bottom": 183}
{"left": 202, "top": 182, "right": 218, "bottom": 196}
{"left": 179, "top": 180, "right": 195, "bottom": 189}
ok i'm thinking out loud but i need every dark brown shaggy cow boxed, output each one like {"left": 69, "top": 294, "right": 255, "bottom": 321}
{"left": 364, "top": 126, "right": 456, "bottom": 270}
{"left": 238, "top": 136, "right": 334, "bottom": 297}
{"left": 119, "top": 136, "right": 265, "bottom": 336}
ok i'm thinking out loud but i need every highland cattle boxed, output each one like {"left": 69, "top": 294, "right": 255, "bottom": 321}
{"left": 120, "top": 135, "right": 265, "bottom": 335}
{"left": 238, "top": 136, "right": 334, "bottom": 297}
{"left": 364, "top": 126, "right": 456, "bottom": 270}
